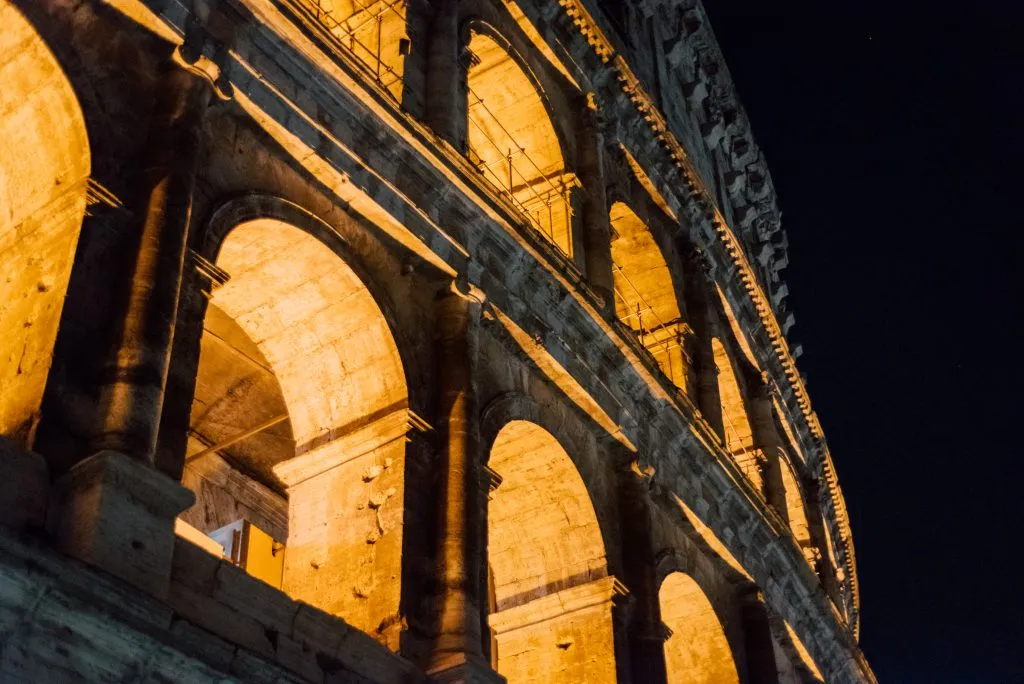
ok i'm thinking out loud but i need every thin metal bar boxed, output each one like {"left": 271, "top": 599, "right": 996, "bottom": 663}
{"left": 187, "top": 414, "right": 290, "bottom": 462}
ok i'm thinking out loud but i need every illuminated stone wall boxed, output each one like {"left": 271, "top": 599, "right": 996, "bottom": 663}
{"left": 0, "top": 0, "right": 872, "bottom": 682}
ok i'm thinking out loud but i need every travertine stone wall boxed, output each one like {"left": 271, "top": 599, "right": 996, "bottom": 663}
{"left": 489, "top": 579, "right": 621, "bottom": 684}
{"left": 660, "top": 572, "right": 740, "bottom": 684}
{"left": 0, "top": 0, "right": 873, "bottom": 681}
{"left": 0, "top": 4, "right": 89, "bottom": 443}
{"left": 0, "top": 502, "right": 417, "bottom": 683}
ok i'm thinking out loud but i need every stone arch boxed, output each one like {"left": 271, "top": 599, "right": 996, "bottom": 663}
{"left": 207, "top": 218, "right": 408, "bottom": 449}
{"left": 711, "top": 337, "right": 759, "bottom": 488}
{"left": 183, "top": 212, "right": 411, "bottom": 648}
{"left": 609, "top": 200, "right": 689, "bottom": 390}
{"left": 464, "top": 23, "right": 576, "bottom": 257}
{"left": 779, "top": 453, "right": 812, "bottom": 553}
{"left": 485, "top": 415, "right": 621, "bottom": 683}
{"left": 0, "top": 2, "right": 90, "bottom": 444}
{"left": 659, "top": 572, "right": 740, "bottom": 684}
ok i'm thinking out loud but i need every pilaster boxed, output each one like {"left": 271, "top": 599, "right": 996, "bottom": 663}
{"left": 620, "top": 462, "right": 669, "bottom": 684}
{"left": 749, "top": 379, "right": 790, "bottom": 523}
{"left": 428, "top": 281, "right": 497, "bottom": 681}
{"left": 45, "top": 49, "right": 212, "bottom": 600}
{"left": 683, "top": 248, "right": 725, "bottom": 439}
{"left": 425, "top": 0, "right": 464, "bottom": 148}
{"left": 577, "top": 95, "right": 615, "bottom": 308}
{"left": 90, "top": 52, "right": 213, "bottom": 463}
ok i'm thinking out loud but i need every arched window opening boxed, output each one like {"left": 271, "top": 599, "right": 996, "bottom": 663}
{"left": 0, "top": 6, "right": 90, "bottom": 445}
{"left": 659, "top": 572, "right": 739, "bottom": 684}
{"left": 819, "top": 516, "right": 847, "bottom": 619}
{"left": 487, "top": 420, "right": 619, "bottom": 683}
{"left": 178, "top": 218, "right": 409, "bottom": 649}
{"left": 298, "top": 0, "right": 409, "bottom": 102}
{"left": 610, "top": 201, "right": 689, "bottom": 390}
{"left": 711, "top": 338, "right": 759, "bottom": 489}
{"left": 778, "top": 456, "right": 812, "bottom": 556}
{"left": 466, "top": 31, "right": 576, "bottom": 257}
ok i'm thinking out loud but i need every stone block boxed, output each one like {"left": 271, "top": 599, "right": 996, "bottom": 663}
{"left": 213, "top": 557, "right": 299, "bottom": 630}
{"left": 171, "top": 536, "right": 223, "bottom": 593}
{"left": 0, "top": 436, "right": 48, "bottom": 531}
{"left": 47, "top": 451, "right": 195, "bottom": 599}
{"left": 230, "top": 647, "right": 286, "bottom": 684}
{"left": 275, "top": 632, "right": 323, "bottom": 682}
{"left": 168, "top": 618, "right": 237, "bottom": 672}
{"left": 168, "top": 581, "right": 275, "bottom": 659}
{"left": 292, "top": 602, "right": 351, "bottom": 655}
{"left": 335, "top": 628, "right": 418, "bottom": 684}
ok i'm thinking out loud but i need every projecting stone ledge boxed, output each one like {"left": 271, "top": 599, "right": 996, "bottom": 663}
{"left": 0, "top": 529, "right": 421, "bottom": 683}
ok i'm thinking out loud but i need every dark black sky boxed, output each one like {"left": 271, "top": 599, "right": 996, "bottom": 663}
{"left": 701, "top": 1, "right": 1024, "bottom": 682}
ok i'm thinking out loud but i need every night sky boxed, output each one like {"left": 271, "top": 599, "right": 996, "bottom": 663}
{"left": 701, "top": 1, "right": 1024, "bottom": 681}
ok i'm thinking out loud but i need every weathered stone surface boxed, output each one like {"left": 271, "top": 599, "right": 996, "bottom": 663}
{"left": 47, "top": 450, "right": 195, "bottom": 598}
{"left": 0, "top": 436, "right": 49, "bottom": 530}
{"left": 0, "top": 0, "right": 872, "bottom": 681}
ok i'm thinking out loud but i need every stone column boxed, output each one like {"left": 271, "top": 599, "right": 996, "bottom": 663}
{"left": 576, "top": 96, "right": 614, "bottom": 308}
{"left": 740, "top": 588, "right": 782, "bottom": 684}
{"left": 749, "top": 380, "right": 790, "bottom": 523}
{"left": 46, "top": 54, "right": 211, "bottom": 599}
{"left": 683, "top": 250, "right": 725, "bottom": 440}
{"left": 92, "top": 61, "right": 211, "bottom": 462}
{"left": 425, "top": 0, "right": 463, "bottom": 148}
{"left": 428, "top": 282, "right": 499, "bottom": 683}
{"left": 155, "top": 252, "right": 229, "bottom": 480}
{"left": 804, "top": 476, "right": 844, "bottom": 604}
{"left": 621, "top": 464, "right": 669, "bottom": 684}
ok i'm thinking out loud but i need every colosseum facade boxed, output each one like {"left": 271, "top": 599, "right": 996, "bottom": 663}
{"left": 0, "top": 0, "right": 874, "bottom": 681}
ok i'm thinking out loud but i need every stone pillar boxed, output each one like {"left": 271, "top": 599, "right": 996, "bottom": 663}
{"left": 683, "top": 250, "right": 725, "bottom": 440}
{"left": 428, "top": 282, "right": 499, "bottom": 682}
{"left": 155, "top": 252, "right": 228, "bottom": 480}
{"left": 749, "top": 380, "right": 790, "bottom": 523}
{"left": 804, "top": 476, "right": 844, "bottom": 605}
{"left": 46, "top": 55, "right": 210, "bottom": 599}
{"left": 91, "top": 60, "right": 212, "bottom": 462}
{"left": 488, "top": 577, "right": 627, "bottom": 683}
{"left": 740, "top": 588, "right": 782, "bottom": 684}
{"left": 577, "top": 96, "right": 614, "bottom": 308}
{"left": 621, "top": 464, "right": 669, "bottom": 684}
{"left": 425, "top": 0, "right": 463, "bottom": 148}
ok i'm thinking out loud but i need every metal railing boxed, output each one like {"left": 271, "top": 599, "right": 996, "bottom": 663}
{"left": 611, "top": 263, "right": 690, "bottom": 387}
{"left": 466, "top": 88, "right": 574, "bottom": 257}
{"left": 298, "top": 0, "right": 407, "bottom": 99}
{"left": 288, "top": 0, "right": 577, "bottom": 258}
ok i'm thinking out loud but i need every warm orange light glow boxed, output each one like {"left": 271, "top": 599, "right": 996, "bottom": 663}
{"left": 467, "top": 31, "right": 576, "bottom": 256}
{"left": 183, "top": 218, "right": 409, "bottom": 648}
{"left": 610, "top": 201, "right": 689, "bottom": 390}
{"left": 712, "top": 338, "right": 759, "bottom": 487}
{"left": 488, "top": 421, "right": 618, "bottom": 683}
{"left": 660, "top": 572, "right": 739, "bottom": 684}
{"left": 0, "top": 6, "right": 90, "bottom": 443}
